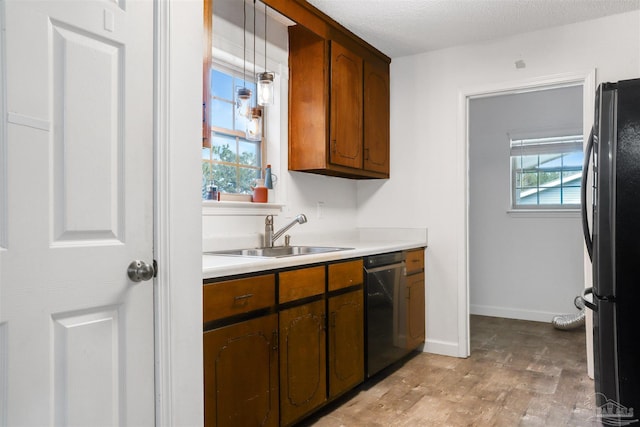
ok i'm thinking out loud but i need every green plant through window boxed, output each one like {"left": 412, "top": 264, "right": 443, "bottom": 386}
{"left": 510, "top": 135, "right": 583, "bottom": 208}
{"left": 202, "top": 66, "right": 262, "bottom": 198}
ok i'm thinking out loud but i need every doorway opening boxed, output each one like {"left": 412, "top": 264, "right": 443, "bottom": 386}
{"left": 458, "top": 72, "right": 595, "bottom": 364}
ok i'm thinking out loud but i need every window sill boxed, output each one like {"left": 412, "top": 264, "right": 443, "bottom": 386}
{"left": 506, "top": 209, "right": 580, "bottom": 218}
{"left": 202, "top": 200, "right": 285, "bottom": 216}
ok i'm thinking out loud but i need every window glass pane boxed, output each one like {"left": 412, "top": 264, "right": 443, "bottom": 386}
{"left": 202, "top": 161, "right": 213, "bottom": 198}
{"left": 538, "top": 153, "right": 560, "bottom": 170}
{"left": 562, "top": 170, "right": 581, "bottom": 187}
{"left": 538, "top": 189, "right": 561, "bottom": 205}
{"left": 202, "top": 147, "right": 211, "bottom": 160}
{"left": 238, "top": 167, "right": 261, "bottom": 194}
{"left": 520, "top": 172, "right": 538, "bottom": 189}
{"left": 211, "top": 98, "right": 233, "bottom": 129}
{"left": 212, "top": 163, "right": 239, "bottom": 193}
{"left": 539, "top": 171, "right": 560, "bottom": 187}
{"left": 211, "top": 134, "right": 237, "bottom": 163}
{"left": 211, "top": 69, "right": 233, "bottom": 100}
{"left": 516, "top": 189, "right": 538, "bottom": 205}
{"left": 514, "top": 154, "right": 538, "bottom": 170}
{"left": 563, "top": 151, "right": 584, "bottom": 168}
{"left": 563, "top": 187, "right": 581, "bottom": 204}
{"left": 238, "top": 140, "right": 260, "bottom": 167}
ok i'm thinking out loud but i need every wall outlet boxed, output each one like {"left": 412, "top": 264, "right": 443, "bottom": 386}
{"left": 316, "top": 201, "right": 325, "bottom": 219}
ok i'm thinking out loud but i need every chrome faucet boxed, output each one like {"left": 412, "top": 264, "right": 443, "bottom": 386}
{"left": 264, "top": 214, "right": 307, "bottom": 247}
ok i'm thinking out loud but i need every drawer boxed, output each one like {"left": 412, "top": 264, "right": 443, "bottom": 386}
{"left": 279, "top": 266, "right": 325, "bottom": 303}
{"left": 328, "top": 259, "right": 363, "bottom": 292}
{"left": 203, "top": 274, "right": 276, "bottom": 323}
{"left": 405, "top": 249, "right": 425, "bottom": 275}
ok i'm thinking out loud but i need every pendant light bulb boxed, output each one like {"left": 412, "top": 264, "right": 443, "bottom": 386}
{"left": 236, "top": 87, "right": 252, "bottom": 119}
{"left": 246, "top": 107, "right": 263, "bottom": 141}
{"left": 257, "top": 72, "right": 274, "bottom": 106}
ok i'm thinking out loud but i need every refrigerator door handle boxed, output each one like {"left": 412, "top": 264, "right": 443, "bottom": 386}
{"left": 581, "top": 287, "right": 598, "bottom": 312}
{"left": 581, "top": 127, "right": 595, "bottom": 261}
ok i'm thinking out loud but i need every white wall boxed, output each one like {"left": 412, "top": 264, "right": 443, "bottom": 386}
{"left": 357, "top": 11, "right": 640, "bottom": 356}
{"left": 468, "top": 87, "right": 584, "bottom": 321}
{"left": 205, "top": 1, "right": 358, "bottom": 246}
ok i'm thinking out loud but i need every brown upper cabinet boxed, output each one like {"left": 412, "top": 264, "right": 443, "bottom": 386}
{"left": 263, "top": 0, "right": 390, "bottom": 179}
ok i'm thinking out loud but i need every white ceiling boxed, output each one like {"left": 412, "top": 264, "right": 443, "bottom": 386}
{"left": 306, "top": 0, "right": 640, "bottom": 58}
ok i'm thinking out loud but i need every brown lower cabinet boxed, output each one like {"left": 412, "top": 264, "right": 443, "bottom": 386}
{"left": 203, "top": 256, "right": 411, "bottom": 426}
{"left": 405, "top": 272, "right": 426, "bottom": 350}
{"left": 203, "top": 313, "right": 279, "bottom": 427}
{"left": 279, "top": 299, "right": 327, "bottom": 426}
{"left": 328, "top": 289, "right": 364, "bottom": 398}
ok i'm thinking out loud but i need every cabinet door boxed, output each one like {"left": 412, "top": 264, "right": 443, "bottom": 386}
{"left": 328, "top": 289, "right": 364, "bottom": 398}
{"left": 203, "top": 314, "right": 279, "bottom": 427}
{"left": 406, "top": 272, "right": 426, "bottom": 350}
{"left": 363, "top": 60, "right": 390, "bottom": 175}
{"left": 279, "top": 300, "right": 327, "bottom": 426}
{"left": 330, "top": 41, "right": 363, "bottom": 169}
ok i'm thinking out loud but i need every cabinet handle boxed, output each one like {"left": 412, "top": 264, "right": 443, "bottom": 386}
{"left": 365, "top": 148, "right": 370, "bottom": 160}
{"left": 271, "top": 330, "right": 279, "bottom": 351}
{"left": 330, "top": 312, "right": 337, "bottom": 328}
{"left": 233, "top": 293, "right": 254, "bottom": 305}
{"left": 332, "top": 139, "right": 337, "bottom": 153}
{"left": 406, "top": 287, "right": 411, "bottom": 300}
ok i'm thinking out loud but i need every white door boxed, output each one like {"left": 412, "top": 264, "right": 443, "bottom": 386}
{"left": 0, "top": 0, "right": 155, "bottom": 425}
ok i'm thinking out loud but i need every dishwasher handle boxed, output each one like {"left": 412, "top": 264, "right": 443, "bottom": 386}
{"left": 364, "top": 261, "right": 406, "bottom": 275}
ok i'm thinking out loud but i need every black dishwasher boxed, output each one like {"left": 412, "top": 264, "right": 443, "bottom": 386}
{"left": 364, "top": 251, "right": 409, "bottom": 378}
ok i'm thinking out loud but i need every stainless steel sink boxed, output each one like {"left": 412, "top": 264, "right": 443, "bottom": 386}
{"left": 205, "top": 246, "right": 353, "bottom": 258}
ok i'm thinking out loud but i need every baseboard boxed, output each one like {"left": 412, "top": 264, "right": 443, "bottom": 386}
{"left": 470, "top": 304, "right": 556, "bottom": 323}
{"left": 422, "top": 338, "right": 461, "bottom": 357}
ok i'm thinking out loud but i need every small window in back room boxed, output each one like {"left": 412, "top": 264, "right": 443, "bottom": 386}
{"left": 510, "top": 134, "right": 584, "bottom": 209}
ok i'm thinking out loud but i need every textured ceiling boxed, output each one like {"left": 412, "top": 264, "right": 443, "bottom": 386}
{"left": 306, "top": 0, "right": 640, "bottom": 58}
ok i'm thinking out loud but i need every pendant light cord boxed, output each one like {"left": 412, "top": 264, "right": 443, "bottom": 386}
{"left": 243, "top": 0, "right": 247, "bottom": 86}
{"left": 253, "top": 0, "right": 257, "bottom": 87}
{"left": 264, "top": 3, "right": 267, "bottom": 72}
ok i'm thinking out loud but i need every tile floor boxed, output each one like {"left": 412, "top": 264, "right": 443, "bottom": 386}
{"left": 303, "top": 315, "right": 595, "bottom": 426}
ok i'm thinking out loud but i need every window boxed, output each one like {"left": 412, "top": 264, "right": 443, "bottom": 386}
{"left": 202, "top": 66, "right": 263, "bottom": 198}
{"left": 510, "top": 134, "right": 583, "bottom": 209}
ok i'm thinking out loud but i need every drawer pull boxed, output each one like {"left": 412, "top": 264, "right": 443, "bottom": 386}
{"left": 233, "top": 293, "right": 254, "bottom": 305}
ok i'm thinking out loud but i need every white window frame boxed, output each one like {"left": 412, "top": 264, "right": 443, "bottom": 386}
{"left": 509, "top": 133, "right": 584, "bottom": 210}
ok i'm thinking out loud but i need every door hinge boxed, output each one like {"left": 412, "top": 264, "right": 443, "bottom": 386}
{"left": 153, "top": 259, "right": 158, "bottom": 278}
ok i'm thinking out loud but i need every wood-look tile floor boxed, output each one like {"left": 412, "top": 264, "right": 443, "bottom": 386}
{"left": 303, "top": 315, "right": 595, "bottom": 426}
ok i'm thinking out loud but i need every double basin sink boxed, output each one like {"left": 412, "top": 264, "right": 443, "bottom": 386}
{"left": 205, "top": 245, "right": 353, "bottom": 258}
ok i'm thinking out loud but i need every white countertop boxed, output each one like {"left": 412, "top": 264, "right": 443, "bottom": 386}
{"left": 202, "top": 228, "right": 427, "bottom": 279}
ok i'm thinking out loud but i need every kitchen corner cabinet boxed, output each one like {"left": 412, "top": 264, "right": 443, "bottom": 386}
{"left": 288, "top": 25, "right": 390, "bottom": 179}
{"left": 404, "top": 249, "right": 426, "bottom": 349}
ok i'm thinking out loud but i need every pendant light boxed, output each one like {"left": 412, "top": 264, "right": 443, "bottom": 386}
{"left": 236, "top": 0, "right": 251, "bottom": 119}
{"left": 246, "top": 0, "right": 262, "bottom": 141}
{"left": 257, "top": 2, "right": 274, "bottom": 106}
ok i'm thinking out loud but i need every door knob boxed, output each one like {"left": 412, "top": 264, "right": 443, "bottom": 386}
{"left": 127, "top": 260, "right": 156, "bottom": 282}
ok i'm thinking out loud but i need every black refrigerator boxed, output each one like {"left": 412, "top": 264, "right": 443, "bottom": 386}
{"left": 581, "top": 77, "right": 640, "bottom": 421}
